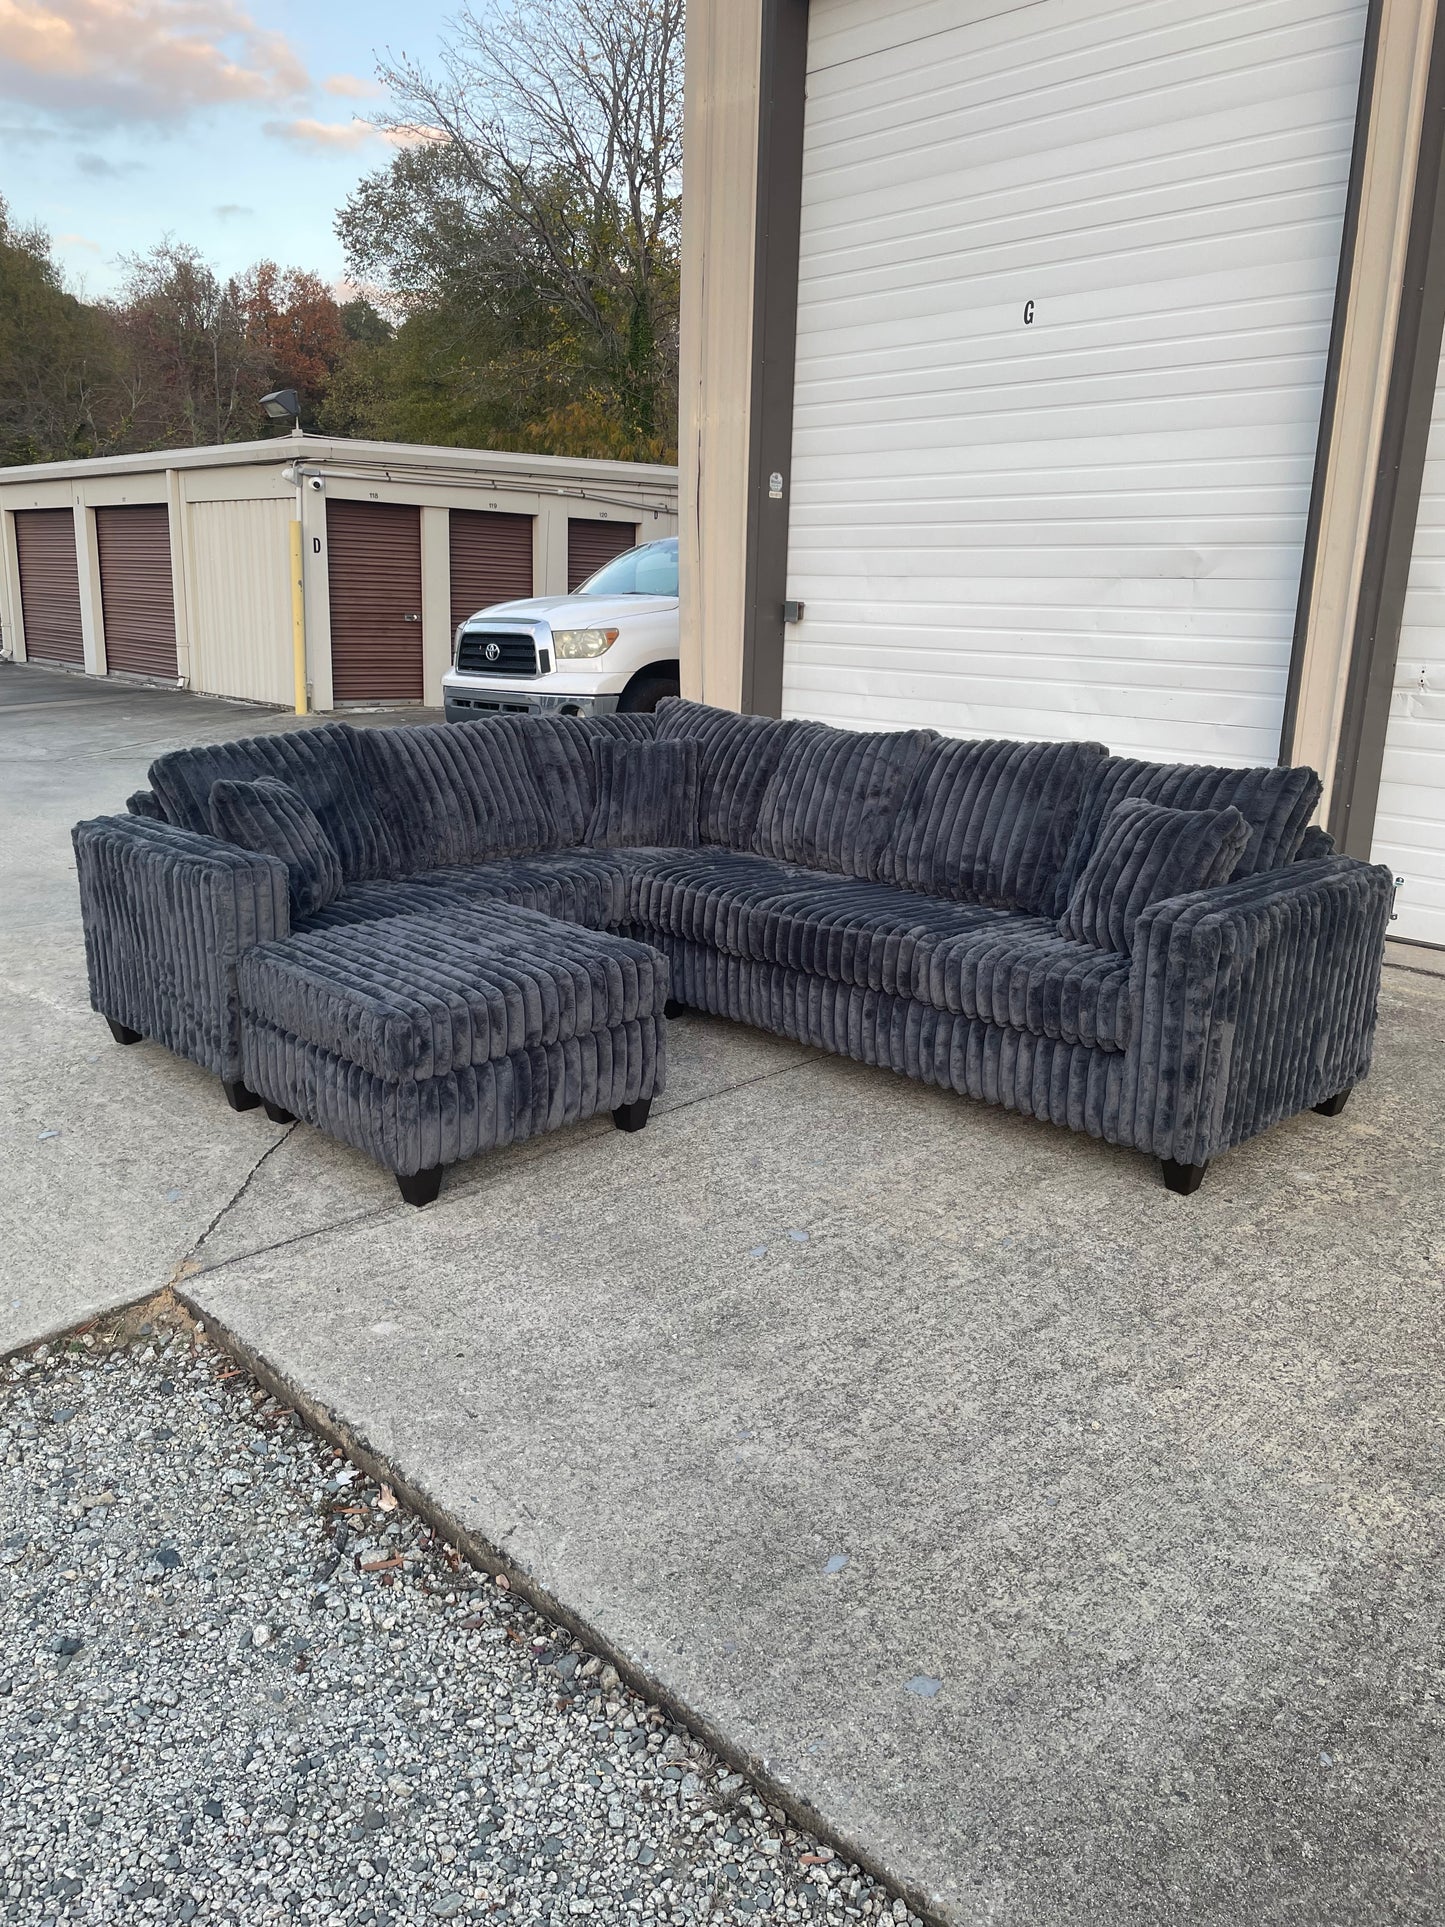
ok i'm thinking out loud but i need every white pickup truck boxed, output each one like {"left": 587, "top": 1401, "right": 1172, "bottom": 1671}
{"left": 442, "top": 536, "right": 680, "bottom": 720}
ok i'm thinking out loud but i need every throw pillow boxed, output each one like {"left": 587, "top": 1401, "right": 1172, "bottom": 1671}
{"left": 585, "top": 738, "right": 700, "bottom": 850}
{"left": 208, "top": 776, "right": 343, "bottom": 918}
{"left": 1059, "top": 796, "right": 1250, "bottom": 953}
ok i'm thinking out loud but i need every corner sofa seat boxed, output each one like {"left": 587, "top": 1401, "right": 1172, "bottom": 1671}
{"left": 76, "top": 698, "right": 1393, "bottom": 1195}
{"left": 629, "top": 848, "right": 1134, "bottom": 1052}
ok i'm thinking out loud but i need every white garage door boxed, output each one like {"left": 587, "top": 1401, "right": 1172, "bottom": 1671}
{"left": 786, "top": 0, "right": 1368, "bottom": 765}
{"left": 1371, "top": 336, "right": 1445, "bottom": 949}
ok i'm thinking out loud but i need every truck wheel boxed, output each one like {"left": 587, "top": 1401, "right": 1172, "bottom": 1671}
{"left": 617, "top": 669, "right": 680, "bottom": 714}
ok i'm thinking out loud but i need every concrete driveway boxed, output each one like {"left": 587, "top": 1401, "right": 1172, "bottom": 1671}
{"left": 4, "top": 659, "right": 1444, "bottom": 1925}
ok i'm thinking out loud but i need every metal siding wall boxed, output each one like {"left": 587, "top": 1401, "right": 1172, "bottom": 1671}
{"left": 94, "top": 503, "right": 178, "bottom": 679}
{"left": 1372, "top": 330, "right": 1445, "bottom": 943}
{"left": 567, "top": 518, "right": 639, "bottom": 591}
{"left": 449, "top": 509, "right": 535, "bottom": 631}
{"left": 14, "top": 508, "right": 84, "bottom": 664}
{"left": 787, "top": 0, "right": 1369, "bottom": 761}
{"left": 327, "top": 499, "right": 424, "bottom": 702}
{"left": 187, "top": 497, "right": 293, "bottom": 706}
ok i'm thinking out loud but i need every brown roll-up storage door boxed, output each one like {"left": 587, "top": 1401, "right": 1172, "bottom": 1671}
{"left": 15, "top": 508, "right": 84, "bottom": 666}
{"left": 95, "top": 503, "right": 178, "bottom": 679}
{"left": 449, "top": 509, "right": 534, "bottom": 633}
{"left": 567, "top": 518, "right": 638, "bottom": 592}
{"left": 327, "top": 499, "right": 424, "bottom": 703}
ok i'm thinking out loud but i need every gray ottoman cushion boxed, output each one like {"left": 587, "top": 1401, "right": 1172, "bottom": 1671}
{"left": 237, "top": 903, "right": 668, "bottom": 1175}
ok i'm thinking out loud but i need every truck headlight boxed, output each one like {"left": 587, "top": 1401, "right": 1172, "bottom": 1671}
{"left": 551, "top": 627, "right": 620, "bottom": 659}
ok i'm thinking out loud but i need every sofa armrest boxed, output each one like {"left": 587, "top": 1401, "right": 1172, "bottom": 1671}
{"left": 72, "top": 816, "right": 289, "bottom": 1080}
{"left": 1124, "top": 857, "right": 1393, "bottom": 1166}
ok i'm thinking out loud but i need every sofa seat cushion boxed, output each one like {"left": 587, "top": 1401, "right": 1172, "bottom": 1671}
{"left": 292, "top": 851, "right": 633, "bottom": 936}
{"left": 916, "top": 924, "right": 1134, "bottom": 1053}
{"left": 239, "top": 904, "right": 667, "bottom": 1082}
{"left": 631, "top": 850, "right": 1027, "bottom": 999}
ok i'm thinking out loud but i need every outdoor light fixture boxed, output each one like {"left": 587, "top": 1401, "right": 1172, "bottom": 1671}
{"left": 260, "top": 388, "right": 302, "bottom": 428}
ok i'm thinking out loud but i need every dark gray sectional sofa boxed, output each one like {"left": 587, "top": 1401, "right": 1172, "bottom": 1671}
{"left": 73, "top": 699, "right": 1393, "bottom": 1200}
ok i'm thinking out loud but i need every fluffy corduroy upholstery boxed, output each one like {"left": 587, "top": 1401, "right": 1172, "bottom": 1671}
{"left": 1052, "top": 755, "right": 1322, "bottom": 913}
{"left": 881, "top": 736, "right": 1107, "bottom": 913}
{"left": 654, "top": 698, "right": 797, "bottom": 847}
{"left": 73, "top": 815, "right": 289, "bottom": 1079}
{"left": 208, "top": 776, "right": 343, "bottom": 918}
{"left": 77, "top": 703, "right": 1391, "bottom": 1186}
{"left": 753, "top": 721, "right": 937, "bottom": 877}
{"left": 586, "top": 738, "right": 700, "bottom": 850}
{"left": 238, "top": 905, "right": 666, "bottom": 1176}
{"left": 1058, "top": 796, "right": 1250, "bottom": 954}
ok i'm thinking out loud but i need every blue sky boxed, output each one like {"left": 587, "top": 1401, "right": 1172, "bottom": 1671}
{"left": 0, "top": 1, "right": 457, "bottom": 297}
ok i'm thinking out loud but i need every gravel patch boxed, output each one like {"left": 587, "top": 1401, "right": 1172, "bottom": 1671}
{"left": 0, "top": 1310, "right": 917, "bottom": 1926}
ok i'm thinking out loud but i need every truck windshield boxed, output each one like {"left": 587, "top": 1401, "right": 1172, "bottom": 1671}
{"left": 576, "top": 537, "right": 678, "bottom": 597}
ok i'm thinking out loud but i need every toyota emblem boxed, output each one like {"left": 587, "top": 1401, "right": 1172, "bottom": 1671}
{"left": 484, "top": 641, "right": 501, "bottom": 662}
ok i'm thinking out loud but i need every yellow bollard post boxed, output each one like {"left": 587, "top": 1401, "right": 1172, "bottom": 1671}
{"left": 289, "top": 516, "right": 308, "bottom": 717}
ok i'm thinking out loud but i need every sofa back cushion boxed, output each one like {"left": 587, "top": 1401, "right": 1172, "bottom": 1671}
{"left": 529, "top": 712, "right": 657, "bottom": 843}
{"left": 1052, "top": 756, "right": 1323, "bottom": 913}
{"left": 353, "top": 722, "right": 556, "bottom": 872}
{"left": 1058, "top": 796, "right": 1251, "bottom": 953}
{"left": 147, "top": 722, "right": 397, "bottom": 882}
{"left": 881, "top": 736, "right": 1108, "bottom": 915}
{"left": 208, "top": 776, "right": 344, "bottom": 918}
{"left": 654, "top": 698, "right": 798, "bottom": 849}
{"left": 752, "top": 721, "right": 937, "bottom": 877}
{"left": 586, "top": 738, "right": 700, "bottom": 849}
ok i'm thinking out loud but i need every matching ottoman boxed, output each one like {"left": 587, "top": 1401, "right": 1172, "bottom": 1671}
{"left": 235, "top": 903, "right": 668, "bottom": 1206}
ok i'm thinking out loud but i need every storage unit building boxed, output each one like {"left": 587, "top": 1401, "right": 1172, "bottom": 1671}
{"left": 0, "top": 436, "right": 677, "bottom": 712}
{"left": 681, "top": 0, "right": 1445, "bottom": 963}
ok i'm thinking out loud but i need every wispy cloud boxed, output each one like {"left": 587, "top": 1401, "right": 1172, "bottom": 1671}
{"left": 55, "top": 229, "right": 100, "bottom": 250}
{"left": 213, "top": 201, "right": 251, "bottom": 219}
{"left": 74, "top": 149, "right": 142, "bottom": 176}
{"left": 263, "top": 114, "right": 374, "bottom": 151}
{"left": 323, "top": 72, "right": 379, "bottom": 101}
{"left": 263, "top": 115, "right": 442, "bottom": 154}
{"left": 0, "top": 0, "right": 308, "bottom": 126}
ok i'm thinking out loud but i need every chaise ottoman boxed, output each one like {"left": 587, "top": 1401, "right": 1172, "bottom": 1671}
{"left": 233, "top": 903, "right": 668, "bottom": 1205}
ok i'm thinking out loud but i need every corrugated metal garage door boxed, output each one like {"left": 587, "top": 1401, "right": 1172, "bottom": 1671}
{"left": 1371, "top": 336, "right": 1445, "bottom": 948}
{"left": 568, "top": 518, "right": 637, "bottom": 591}
{"left": 449, "top": 509, "right": 534, "bottom": 632}
{"left": 15, "top": 508, "right": 84, "bottom": 666}
{"left": 787, "top": 0, "right": 1368, "bottom": 765}
{"left": 327, "top": 500, "right": 424, "bottom": 703}
{"left": 95, "top": 503, "right": 177, "bottom": 679}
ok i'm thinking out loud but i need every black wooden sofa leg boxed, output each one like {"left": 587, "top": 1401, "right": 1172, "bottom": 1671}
{"left": 262, "top": 1100, "right": 296, "bottom": 1125}
{"left": 1313, "top": 1086, "right": 1352, "bottom": 1118}
{"left": 107, "top": 1018, "right": 142, "bottom": 1046}
{"left": 222, "top": 1079, "right": 262, "bottom": 1113}
{"left": 397, "top": 1166, "right": 443, "bottom": 1209}
{"left": 663, "top": 998, "right": 686, "bottom": 1020}
{"left": 613, "top": 1097, "right": 652, "bottom": 1133}
{"left": 1161, "top": 1158, "right": 1208, "bottom": 1196}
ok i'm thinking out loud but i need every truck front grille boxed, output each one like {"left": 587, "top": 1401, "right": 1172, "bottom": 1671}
{"left": 455, "top": 631, "right": 539, "bottom": 676}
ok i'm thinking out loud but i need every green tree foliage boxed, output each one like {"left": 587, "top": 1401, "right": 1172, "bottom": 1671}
{"left": 0, "top": 198, "right": 114, "bottom": 465}
{"left": 1, "top": 0, "right": 683, "bottom": 467}
{"left": 336, "top": 0, "right": 683, "bottom": 462}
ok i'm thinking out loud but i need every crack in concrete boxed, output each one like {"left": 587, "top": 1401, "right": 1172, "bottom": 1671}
{"left": 176, "top": 1125, "right": 298, "bottom": 1277}
{"left": 182, "top": 1058, "right": 820, "bottom": 1283}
